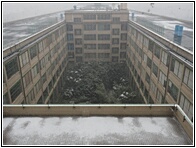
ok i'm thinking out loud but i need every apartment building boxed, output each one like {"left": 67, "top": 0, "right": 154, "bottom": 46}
{"left": 127, "top": 21, "right": 193, "bottom": 121}
{"left": 3, "top": 3, "right": 193, "bottom": 121}
{"left": 3, "top": 21, "right": 68, "bottom": 104}
{"left": 65, "top": 3, "right": 129, "bottom": 63}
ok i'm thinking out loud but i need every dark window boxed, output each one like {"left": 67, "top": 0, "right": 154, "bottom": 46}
{"left": 152, "top": 62, "right": 158, "bottom": 77}
{"left": 3, "top": 93, "right": 9, "bottom": 104}
{"left": 98, "top": 24, "right": 110, "bottom": 30}
{"left": 147, "top": 57, "right": 152, "bottom": 69}
{"left": 67, "top": 34, "right": 73, "bottom": 41}
{"left": 84, "top": 34, "right": 96, "bottom": 40}
{"left": 5, "top": 57, "right": 19, "bottom": 79}
{"left": 76, "top": 56, "right": 83, "bottom": 62}
{"left": 84, "top": 24, "right": 96, "bottom": 30}
{"left": 120, "top": 52, "right": 126, "bottom": 59}
{"left": 76, "top": 48, "right": 82, "bottom": 54}
{"left": 68, "top": 43, "right": 74, "bottom": 50}
{"left": 67, "top": 24, "right": 73, "bottom": 31}
{"left": 168, "top": 80, "right": 179, "bottom": 101}
{"left": 154, "top": 44, "right": 161, "bottom": 59}
{"left": 121, "top": 33, "right": 127, "bottom": 40}
{"left": 98, "top": 34, "right": 110, "bottom": 40}
{"left": 84, "top": 44, "right": 96, "bottom": 50}
{"left": 112, "top": 38, "right": 119, "bottom": 44}
{"left": 112, "top": 17, "right": 120, "bottom": 22}
{"left": 75, "top": 29, "right": 82, "bottom": 35}
{"left": 10, "top": 80, "right": 22, "bottom": 101}
{"left": 112, "top": 29, "right": 120, "bottom": 35}
{"left": 98, "top": 14, "right": 110, "bottom": 20}
{"left": 120, "top": 43, "right": 127, "bottom": 50}
{"left": 29, "top": 45, "right": 37, "bottom": 59}
{"left": 148, "top": 40, "right": 154, "bottom": 52}
{"left": 112, "top": 56, "right": 118, "bottom": 62}
{"left": 145, "top": 73, "right": 150, "bottom": 84}
{"left": 98, "top": 44, "right": 110, "bottom": 50}
{"left": 121, "top": 23, "right": 127, "bottom": 30}
{"left": 112, "top": 48, "right": 119, "bottom": 54}
{"left": 83, "top": 14, "right": 96, "bottom": 20}
{"left": 74, "top": 18, "right": 81, "bottom": 22}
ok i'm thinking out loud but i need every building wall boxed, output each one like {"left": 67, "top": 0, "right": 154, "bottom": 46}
{"left": 127, "top": 22, "right": 193, "bottom": 120}
{"left": 3, "top": 21, "right": 68, "bottom": 104}
{"left": 65, "top": 10, "right": 129, "bottom": 63}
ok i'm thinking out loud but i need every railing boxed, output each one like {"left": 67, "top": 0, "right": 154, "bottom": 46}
{"left": 3, "top": 104, "right": 192, "bottom": 141}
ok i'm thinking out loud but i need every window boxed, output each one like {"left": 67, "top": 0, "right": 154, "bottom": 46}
{"left": 3, "top": 93, "right": 9, "bottom": 104}
{"left": 67, "top": 24, "right": 73, "bottom": 31}
{"left": 74, "top": 18, "right": 81, "bottom": 22}
{"left": 156, "top": 90, "right": 163, "bottom": 104}
{"left": 112, "top": 38, "right": 119, "bottom": 44}
{"left": 150, "top": 81, "right": 157, "bottom": 95}
{"left": 154, "top": 44, "right": 161, "bottom": 59}
{"left": 84, "top": 34, "right": 96, "bottom": 40}
{"left": 23, "top": 70, "right": 32, "bottom": 87}
{"left": 147, "top": 57, "right": 152, "bottom": 69}
{"left": 179, "top": 93, "right": 193, "bottom": 121}
{"left": 42, "top": 73, "right": 47, "bottom": 84}
{"left": 75, "top": 29, "right": 81, "bottom": 35}
{"left": 98, "top": 44, "right": 110, "bottom": 50}
{"left": 183, "top": 67, "right": 193, "bottom": 90}
{"left": 32, "top": 63, "right": 40, "bottom": 78}
{"left": 143, "top": 37, "right": 149, "bottom": 48}
{"left": 83, "top": 14, "right": 96, "bottom": 20}
{"left": 26, "top": 89, "right": 35, "bottom": 104}
{"left": 148, "top": 40, "right": 154, "bottom": 52}
{"left": 112, "top": 56, "right": 118, "bottom": 62}
{"left": 76, "top": 56, "right": 83, "bottom": 62}
{"left": 98, "top": 53, "right": 110, "bottom": 59}
{"left": 84, "top": 24, "right": 96, "bottom": 30}
{"left": 121, "top": 33, "right": 127, "bottom": 40}
{"left": 29, "top": 45, "right": 37, "bottom": 60}
{"left": 76, "top": 48, "right": 82, "bottom": 54}
{"left": 143, "top": 54, "right": 147, "bottom": 63}
{"left": 121, "top": 23, "right": 127, "bottom": 30}
{"left": 98, "top": 14, "right": 110, "bottom": 20}
{"left": 120, "top": 52, "right": 126, "bottom": 59}
{"left": 120, "top": 43, "right": 127, "bottom": 50}
{"left": 40, "top": 57, "right": 46, "bottom": 70}
{"left": 159, "top": 71, "right": 167, "bottom": 88}
{"left": 84, "top": 44, "right": 96, "bottom": 50}
{"left": 168, "top": 80, "right": 179, "bottom": 101}
{"left": 38, "top": 41, "right": 43, "bottom": 52}
{"left": 98, "top": 34, "right": 110, "bottom": 40}
{"left": 5, "top": 57, "right": 19, "bottom": 79}
{"left": 20, "top": 51, "right": 29, "bottom": 67}
{"left": 98, "top": 23, "right": 110, "bottom": 30}
{"left": 145, "top": 73, "right": 150, "bottom": 84}
{"left": 152, "top": 62, "right": 158, "bottom": 77}
{"left": 67, "top": 34, "right": 73, "bottom": 41}
{"left": 68, "top": 52, "right": 74, "bottom": 58}
{"left": 84, "top": 53, "right": 96, "bottom": 59}
{"left": 10, "top": 80, "right": 22, "bottom": 102}
{"left": 161, "top": 50, "right": 169, "bottom": 65}
{"left": 112, "top": 17, "right": 120, "bottom": 22}
{"left": 35, "top": 79, "right": 42, "bottom": 94}
{"left": 112, "top": 29, "right": 119, "bottom": 35}
{"left": 75, "top": 39, "right": 82, "bottom": 45}
{"left": 68, "top": 43, "right": 74, "bottom": 50}
{"left": 112, "top": 48, "right": 119, "bottom": 54}
{"left": 170, "top": 58, "right": 183, "bottom": 79}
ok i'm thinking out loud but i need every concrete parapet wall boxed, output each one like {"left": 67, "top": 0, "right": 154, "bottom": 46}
{"left": 3, "top": 104, "right": 174, "bottom": 117}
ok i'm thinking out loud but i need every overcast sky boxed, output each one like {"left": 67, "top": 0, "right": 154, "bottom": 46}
{"left": 3, "top": 2, "right": 193, "bottom": 22}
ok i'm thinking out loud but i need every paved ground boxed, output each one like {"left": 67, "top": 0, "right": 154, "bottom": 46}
{"left": 3, "top": 116, "right": 192, "bottom": 145}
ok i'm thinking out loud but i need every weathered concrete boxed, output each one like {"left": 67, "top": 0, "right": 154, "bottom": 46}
{"left": 3, "top": 116, "right": 192, "bottom": 145}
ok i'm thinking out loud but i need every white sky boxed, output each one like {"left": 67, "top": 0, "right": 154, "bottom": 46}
{"left": 2, "top": 2, "right": 194, "bottom": 22}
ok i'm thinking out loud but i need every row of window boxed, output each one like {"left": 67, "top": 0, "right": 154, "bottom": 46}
{"left": 67, "top": 24, "right": 127, "bottom": 31}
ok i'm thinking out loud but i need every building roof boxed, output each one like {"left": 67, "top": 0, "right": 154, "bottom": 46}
{"left": 3, "top": 12, "right": 64, "bottom": 50}
{"left": 3, "top": 116, "right": 192, "bottom": 145}
{"left": 130, "top": 11, "right": 193, "bottom": 51}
